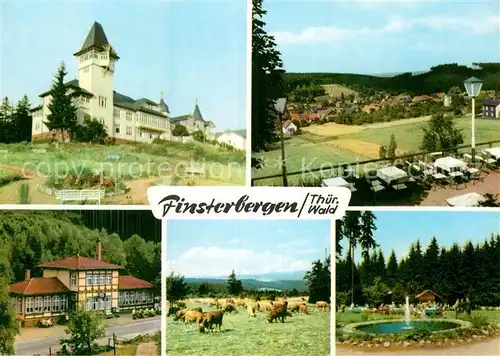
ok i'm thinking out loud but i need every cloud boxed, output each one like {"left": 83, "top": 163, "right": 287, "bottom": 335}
{"left": 166, "top": 246, "right": 312, "bottom": 277}
{"left": 272, "top": 15, "right": 500, "bottom": 44}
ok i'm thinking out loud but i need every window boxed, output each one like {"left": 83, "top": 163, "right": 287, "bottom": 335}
{"left": 52, "top": 295, "right": 60, "bottom": 312}
{"left": 70, "top": 272, "right": 77, "bottom": 287}
{"left": 99, "top": 273, "right": 105, "bottom": 286}
{"left": 126, "top": 126, "right": 132, "bottom": 136}
{"left": 99, "top": 96, "right": 107, "bottom": 108}
{"left": 106, "top": 272, "right": 112, "bottom": 285}
{"left": 115, "top": 126, "right": 120, "bottom": 134}
{"left": 86, "top": 297, "right": 94, "bottom": 311}
{"left": 17, "top": 298, "right": 22, "bottom": 313}
{"left": 142, "top": 291, "right": 147, "bottom": 303}
{"left": 126, "top": 112, "right": 132, "bottom": 121}
{"left": 61, "top": 295, "right": 68, "bottom": 311}
{"left": 83, "top": 67, "right": 89, "bottom": 73}
{"left": 93, "top": 273, "right": 99, "bottom": 286}
{"left": 139, "top": 132, "right": 143, "bottom": 138}
{"left": 105, "top": 295, "right": 111, "bottom": 310}
{"left": 114, "top": 108, "right": 120, "bottom": 118}
{"left": 86, "top": 273, "right": 92, "bottom": 287}
{"left": 26, "top": 297, "right": 33, "bottom": 314}
{"left": 34, "top": 297, "right": 43, "bottom": 313}
{"left": 44, "top": 296, "right": 51, "bottom": 312}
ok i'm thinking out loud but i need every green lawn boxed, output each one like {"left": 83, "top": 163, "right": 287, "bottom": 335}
{"left": 0, "top": 141, "right": 245, "bottom": 185}
{"left": 166, "top": 302, "right": 330, "bottom": 356}
{"left": 336, "top": 310, "right": 500, "bottom": 325}
{"left": 344, "top": 116, "right": 500, "bottom": 152}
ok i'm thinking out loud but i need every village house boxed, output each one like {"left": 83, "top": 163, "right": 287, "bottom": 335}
{"left": 8, "top": 240, "right": 155, "bottom": 327}
{"left": 215, "top": 129, "right": 246, "bottom": 151}
{"left": 415, "top": 290, "right": 441, "bottom": 304}
{"left": 482, "top": 98, "right": 500, "bottom": 118}
{"left": 443, "top": 93, "right": 459, "bottom": 107}
{"left": 30, "top": 22, "right": 215, "bottom": 143}
{"left": 412, "top": 95, "right": 434, "bottom": 103}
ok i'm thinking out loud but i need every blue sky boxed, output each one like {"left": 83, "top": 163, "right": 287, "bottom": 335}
{"left": 339, "top": 211, "right": 500, "bottom": 263}
{"left": 265, "top": 0, "right": 500, "bottom": 74}
{"left": 166, "top": 220, "right": 331, "bottom": 277}
{"left": 1, "top": 0, "right": 246, "bottom": 131}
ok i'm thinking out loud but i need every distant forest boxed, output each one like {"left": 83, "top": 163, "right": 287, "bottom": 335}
{"left": 0, "top": 211, "right": 161, "bottom": 291}
{"left": 185, "top": 277, "right": 308, "bottom": 294}
{"left": 284, "top": 63, "right": 500, "bottom": 96}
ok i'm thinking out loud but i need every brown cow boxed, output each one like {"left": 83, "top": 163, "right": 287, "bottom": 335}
{"left": 223, "top": 303, "right": 238, "bottom": 313}
{"left": 184, "top": 310, "right": 203, "bottom": 326}
{"left": 289, "top": 303, "right": 300, "bottom": 312}
{"left": 173, "top": 308, "right": 187, "bottom": 321}
{"left": 299, "top": 303, "right": 308, "bottom": 314}
{"left": 247, "top": 304, "right": 256, "bottom": 317}
{"left": 316, "top": 301, "right": 330, "bottom": 311}
{"left": 188, "top": 307, "right": 203, "bottom": 313}
{"left": 200, "top": 310, "right": 224, "bottom": 332}
{"left": 268, "top": 301, "right": 290, "bottom": 323}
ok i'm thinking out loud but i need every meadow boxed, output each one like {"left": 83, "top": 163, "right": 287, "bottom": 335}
{"left": 252, "top": 115, "right": 500, "bottom": 185}
{"left": 166, "top": 301, "right": 330, "bottom": 356}
{"left": 0, "top": 141, "right": 245, "bottom": 203}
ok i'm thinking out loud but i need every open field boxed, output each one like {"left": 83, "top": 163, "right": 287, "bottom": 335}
{"left": 252, "top": 115, "right": 500, "bottom": 185}
{"left": 167, "top": 301, "right": 330, "bottom": 356}
{"left": 321, "top": 84, "right": 358, "bottom": 98}
{"left": 0, "top": 141, "right": 245, "bottom": 204}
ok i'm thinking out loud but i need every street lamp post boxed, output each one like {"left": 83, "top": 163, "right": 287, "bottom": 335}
{"left": 463, "top": 77, "right": 483, "bottom": 163}
{"left": 275, "top": 97, "right": 288, "bottom": 187}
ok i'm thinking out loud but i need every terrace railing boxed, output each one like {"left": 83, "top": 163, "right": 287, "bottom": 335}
{"left": 251, "top": 139, "right": 500, "bottom": 185}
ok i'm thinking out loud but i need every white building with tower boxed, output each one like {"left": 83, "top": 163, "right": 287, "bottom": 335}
{"left": 31, "top": 22, "right": 215, "bottom": 143}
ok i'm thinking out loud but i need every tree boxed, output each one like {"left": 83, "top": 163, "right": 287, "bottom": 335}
{"left": 386, "top": 250, "right": 398, "bottom": 287}
{"left": 362, "top": 277, "right": 388, "bottom": 307}
{"left": 74, "top": 117, "right": 108, "bottom": 143}
{"left": 166, "top": 272, "right": 188, "bottom": 303}
{"left": 191, "top": 130, "right": 205, "bottom": 142}
{"left": 335, "top": 219, "right": 344, "bottom": 260}
{"left": 387, "top": 134, "right": 397, "bottom": 159}
{"left": 420, "top": 113, "right": 464, "bottom": 152}
{"left": 379, "top": 145, "right": 387, "bottom": 159}
{"left": 0, "top": 277, "right": 19, "bottom": 355}
{"left": 196, "top": 283, "right": 209, "bottom": 296}
{"left": 343, "top": 211, "right": 362, "bottom": 305}
{"left": 60, "top": 307, "right": 105, "bottom": 355}
{"left": 45, "top": 62, "right": 78, "bottom": 141}
{"left": 11, "top": 95, "right": 32, "bottom": 142}
{"left": 304, "top": 255, "right": 331, "bottom": 304}
{"left": 449, "top": 86, "right": 462, "bottom": 95}
{"left": 227, "top": 269, "right": 243, "bottom": 296}
{"left": 359, "top": 211, "right": 378, "bottom": 260}
{"left": 251, "top": 0, "right": 286, "bottom": 161}
{"left": 172, "top": 124, "right": 189, "bottom": 137}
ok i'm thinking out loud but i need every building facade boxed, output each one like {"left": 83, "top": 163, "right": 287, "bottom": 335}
{"left": 8, "top": 241, "right": 155, "bottom": 327}
{"left": 483, "top": 98, "right": 500, "bottom": 118}
{"left": 31, "top": 22, "right": 214, "bottom": 143}
{"left": 215, "top": 130, "right": 246, "bottom": 151}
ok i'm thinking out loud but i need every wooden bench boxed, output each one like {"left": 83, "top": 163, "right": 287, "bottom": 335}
{"left": 55, "top": 189, "right": 105, "bottom": 204}
{"left": 185, "top": 165, "right": 205, "bottom": 176}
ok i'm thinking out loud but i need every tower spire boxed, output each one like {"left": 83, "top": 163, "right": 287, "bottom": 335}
{"left": 161, "top": 91, "right": 164, "bottom": 100}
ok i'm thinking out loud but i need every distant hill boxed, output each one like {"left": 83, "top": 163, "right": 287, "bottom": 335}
{"left": 283, "top": 63, "right": 500, "bottom": 96}
{"left": 185, "top": 274, "right": 308, "bottom": 292}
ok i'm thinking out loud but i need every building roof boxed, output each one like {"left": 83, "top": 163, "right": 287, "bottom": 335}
{"left": 169, "top": 115, "right": 191, "bottom": 123}
{"left": 215, "top": 129, "right": 247, "bottom": 139}
{"left": 483, "top": 98, "right": 500, "bottom": 107}
{"left": 193, "top": 103, "right": 205, "bottom": 122}
{"left": 39, "top": 79, "right": 94, "bottom": 98}
{"left": 38, "top": 256, "right": 124, "bottom": 271}
{"left": 159, "top": 98, "right": 170, "bottom": 114}
{"left": 8, "top": 277, "right": 71, "bottom": 296}
{"left": 119, "top": 275, "right": 153, "bottom": 290}
{"left": 415, "top": 289, "right": 441, "bottom": 299}
{"left": 113, "top": 91, "right": 167, "bottom": 117}
{"left": 74, "top": 22, "right": 119, "bottom": 58}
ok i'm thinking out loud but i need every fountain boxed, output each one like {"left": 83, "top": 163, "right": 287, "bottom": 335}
{"left": 345, "top": 295, "right": 471, "bottom": 336}
{"left": 403, "top": 296, "right": 413, "bottom": 329}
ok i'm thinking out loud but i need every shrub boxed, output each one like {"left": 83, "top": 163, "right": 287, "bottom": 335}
{"left": 18, "top": 183, "right": 31, "bottom": 204}
{"left": 360, "top": 312, "right": 371, "bottom": 322}
{"left": 469, "top": 315, "right": 489, "bottom": 329}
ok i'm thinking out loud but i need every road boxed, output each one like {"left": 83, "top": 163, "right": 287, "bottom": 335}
{"left": 15, "top": 317, "right": 161, "bottom": 356}
{"left": 336, "top": 337, "right": 500, "bottom": 356}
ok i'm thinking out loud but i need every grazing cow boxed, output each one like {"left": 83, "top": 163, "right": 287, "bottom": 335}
{"left": 268, "top": 301, "right": 289, "bottom": 323}
{"left": 299, "top": 303, "right": 308, "bottom": 314}
{"left": 223, "top": 303, "right": 238, "bottom": 314}
{"left": 200, "top": 310, "right": 224, "bottom": 332}
{"left": 188, "top": 307, "right": 203, "bottom": 313}
{"left": 247, "top": 304, "right": 256, "bottom": 317}
{"left": 289, "top": 303, "right": 300, "bottom": 313}
{"left": 183, "top": 310, "right": 203, "bottom": 326}
{"left": 263, "top": 301, "right": 274, "bottom": 312}
{"left": 255, "top": 302, "right": 260, "bottom": 312}
{"left": 316, "top": 301, "right": 329, "bottom": 311}
{"left": 237, "top": 299, "right": 247, "bottom": 307}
